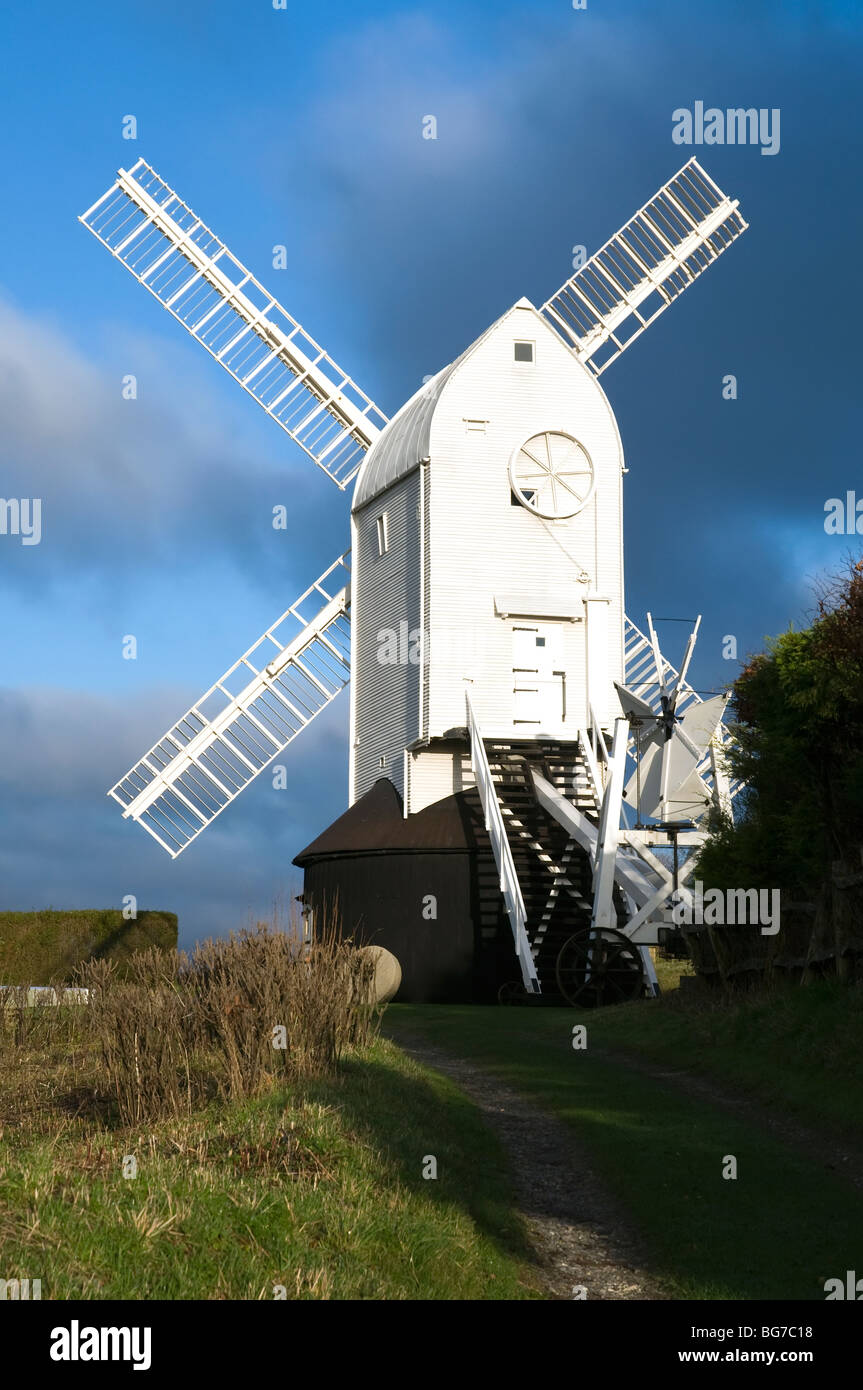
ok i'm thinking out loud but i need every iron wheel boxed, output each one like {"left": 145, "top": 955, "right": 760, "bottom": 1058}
{"left": 497, "top": 980, "right": 526, "bottom": 1005}
{"left": 555, "top": 926, "right": 644, "bottom": 1008}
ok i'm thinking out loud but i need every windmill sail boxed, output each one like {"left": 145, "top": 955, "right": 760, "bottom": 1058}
{"left": 80, "top": 160, "right": 388, "bottom": 488}
{"left": 617, "top": 692, "right": 728, "bottom": 822}
{"left": 109, "top": 555, "right": 351, "bottom": 857}
{"left": 541, "top": 159, "right": 747, "bottom": 376}
{"left": 623, "top": 616, "right": 739, "bottom": 811}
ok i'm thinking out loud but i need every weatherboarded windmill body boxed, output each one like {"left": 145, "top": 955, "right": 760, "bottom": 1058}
{"left": 80, "top": 157, "right": 747, "bottom": 1004}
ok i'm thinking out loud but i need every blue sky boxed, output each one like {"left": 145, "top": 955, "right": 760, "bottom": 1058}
{"left": 0, "top": 0, "right": 860, "bottom": 949}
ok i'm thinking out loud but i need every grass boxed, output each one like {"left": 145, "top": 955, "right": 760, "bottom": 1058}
{"left": 0, "top": 1032, "right": 540, "bottom": 1300}
{"left": 585, "top": 970, "right": 863, "bottom": 1144}
{"left": 7, "top": 923, "right": 859, "bottom": 1301}
{"left": 0, "top": 927, "right": 541, "bottom": 1299}
{"left": 385, "top": 986, "right": 863, "bottom": 1300}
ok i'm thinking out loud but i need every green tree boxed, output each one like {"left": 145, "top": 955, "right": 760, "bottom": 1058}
{"left": 698, "top": 558, "right": 863, "bottom": 902}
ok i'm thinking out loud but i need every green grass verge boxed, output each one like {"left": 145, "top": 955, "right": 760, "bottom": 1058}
{"left": 0, "top": 1038, "right": 540, "bottom": 1300}
{"left": 582, "top": 976, "right": 863, "bottom": 1144}
{"left": 385, "top": 1000, "right": 863, "bottom": 1300}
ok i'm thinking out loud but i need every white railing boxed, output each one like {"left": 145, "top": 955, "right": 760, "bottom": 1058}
{"left": 576, "top": 702, "right": 613, "bottom": 811}
{"left": 466, "top": 692, "right": 540, "bottom": 994}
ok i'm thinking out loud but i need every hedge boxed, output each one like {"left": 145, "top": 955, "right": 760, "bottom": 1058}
{"left": 0, "top": 910, "right": 178, "bottom": 984}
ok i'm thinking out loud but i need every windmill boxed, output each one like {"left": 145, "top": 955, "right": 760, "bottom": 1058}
{"left": 80, "top": 156, "right": 747, "bottom": 1005}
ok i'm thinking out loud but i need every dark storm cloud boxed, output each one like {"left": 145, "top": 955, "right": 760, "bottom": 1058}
{"left": 0, "top": 684, "right": 348, "bottom": 951}
{"left": 0, "top": 298, "right": 349, "bottom": 599}
{"left": 260, "top": 5, "right": 860, "bottom": 670}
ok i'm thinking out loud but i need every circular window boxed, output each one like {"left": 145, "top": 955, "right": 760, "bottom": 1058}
{"left": 509, "top": 431, "right": 595, "bottom": 519}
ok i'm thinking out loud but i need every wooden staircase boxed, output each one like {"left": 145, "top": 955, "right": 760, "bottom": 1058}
{"left": 470, "top": 738, "right": 602, "bottom": 999}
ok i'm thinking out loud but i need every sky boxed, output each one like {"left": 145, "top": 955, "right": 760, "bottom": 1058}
{"left": 0, "top": 0, "right": 860, "bottom": 950}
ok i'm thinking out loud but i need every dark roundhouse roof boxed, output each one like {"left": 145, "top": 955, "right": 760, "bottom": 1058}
{"left": 293, "top": 779, "right": 486, "bottom": 865}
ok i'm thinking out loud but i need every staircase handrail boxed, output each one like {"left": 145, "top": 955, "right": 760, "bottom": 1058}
{"left": 465, "top": 691, "right": 541, "bottom": 994}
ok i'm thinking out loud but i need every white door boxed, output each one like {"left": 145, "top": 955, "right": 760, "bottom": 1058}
{"left": 512, "top": 624, "right": 565, "bottom": 729}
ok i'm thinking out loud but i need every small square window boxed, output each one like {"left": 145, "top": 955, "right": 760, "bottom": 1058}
{"left": 376, "top": 513, "right": 389, "bottom": 555}
{"left": 536, "top": 637, "right": 546, "bottom": 647}
{"left": 514, "top": 341, "right": 534, "bottom": 362}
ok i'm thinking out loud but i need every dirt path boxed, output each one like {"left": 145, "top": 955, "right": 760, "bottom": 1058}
{"left": 390, "top": 1031, "right": 665, "bottom": 1301}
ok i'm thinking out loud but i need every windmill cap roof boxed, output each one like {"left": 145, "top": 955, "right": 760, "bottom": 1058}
{"left": 351, "top": 299, "right": 537, "bottom": 511}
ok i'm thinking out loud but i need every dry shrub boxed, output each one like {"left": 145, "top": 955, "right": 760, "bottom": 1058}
{"left": 0, "top": 983, "right": 87, "bottom": 1054}
{"left": 0, "top": 983, "right": 94, "bottom": 1131}
{"left": 77, "top": 918, "right": 378, "bottom": 1125}
{"left": 80, "top": 954, "right": 192, "bottom": 1125}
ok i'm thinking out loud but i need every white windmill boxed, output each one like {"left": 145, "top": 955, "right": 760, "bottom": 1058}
{"left": 80, "top": 157, "right": 746, "bottom": 1005}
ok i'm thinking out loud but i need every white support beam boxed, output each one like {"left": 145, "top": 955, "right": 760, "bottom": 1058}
{"left": 533, "top": 770, "right": 655, "bottom": 910}
{"left": 532, "top": 768, "right": 701, "bottom": 945}
{"left": 590, "top": 718, "right": 628, "bottom": 930}
{"left": 639, "top": 944, "right": 661, "bottom": 998}
{"left": 622, "top": 828, "right": 706, "bottom": 850}
{"left": 710, "top": 739, "right": 733, "bottom": 818}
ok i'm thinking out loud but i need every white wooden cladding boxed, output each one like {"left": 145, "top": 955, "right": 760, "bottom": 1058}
{"left": 349, "top": 474, "right": 422, "bottom": 803}
{"left": 109, "top": 555, "right": 352, "bottom": 857}
{"left": 80, "top": 160, "right": 387, "bottom": 489}
{"left": 424, "top": 304, "right": 625, "bottom": 740}
{"left": 406, "top": 744, "right": 475, "bottom": 817}
{"left": 541, "top": 159, "right": 747, "bottom": 376}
